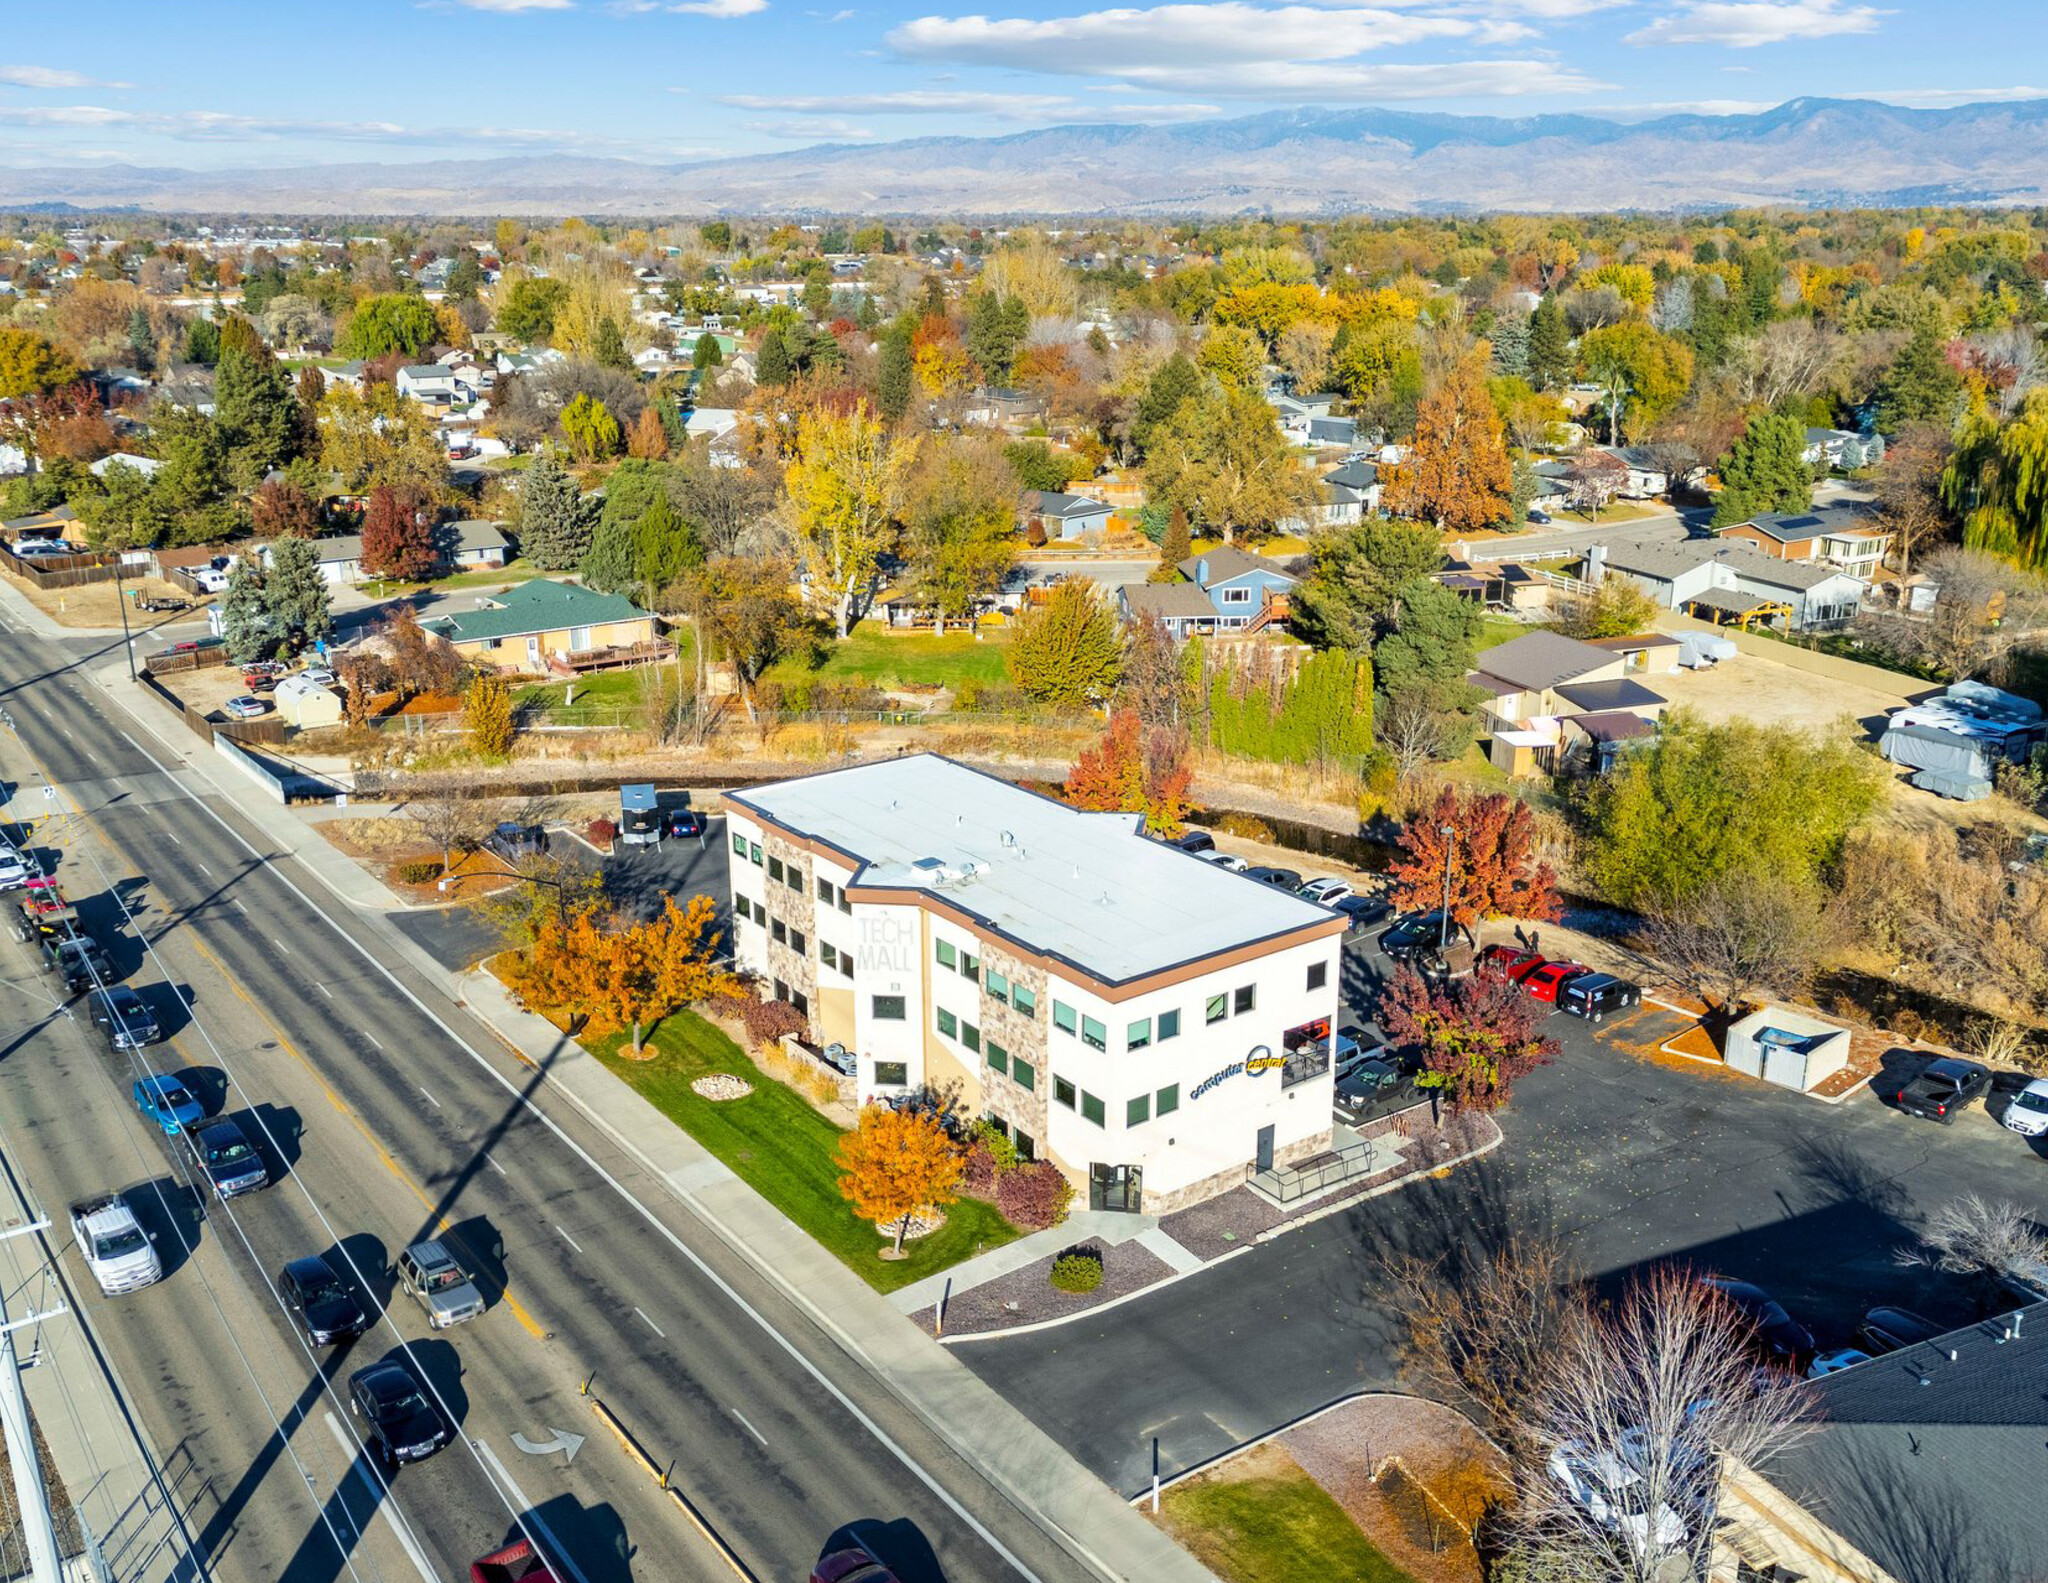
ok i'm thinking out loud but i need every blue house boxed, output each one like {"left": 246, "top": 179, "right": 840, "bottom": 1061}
{"left": 1177, "top": 546, "right": 1300, "bottom": 631}
{"left": 1020, "top": 490, "right": 1114, "bottom": 543}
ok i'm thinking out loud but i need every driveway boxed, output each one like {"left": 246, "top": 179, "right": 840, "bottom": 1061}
{"left": 961, "top": 933, "right": 2048, "bottom": 1494}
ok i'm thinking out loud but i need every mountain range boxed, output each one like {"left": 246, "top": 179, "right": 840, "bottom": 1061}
{"left": 8, "top": 98, "right": 2048, "bottom": 217}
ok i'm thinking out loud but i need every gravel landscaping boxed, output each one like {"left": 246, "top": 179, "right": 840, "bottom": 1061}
{"left": 911, "top": 1237, "right": 1174, "bottom": 1337}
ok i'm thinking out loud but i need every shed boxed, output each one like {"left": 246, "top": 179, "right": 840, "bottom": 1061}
{"left": 272, "top": 673, "right": 342, "bottom": 729}
{"left": 1724, "top": 1007, "right": 1850, "bottom": 1093}
{"left": 619, "top": 783, "right": 660, "bottom": 846}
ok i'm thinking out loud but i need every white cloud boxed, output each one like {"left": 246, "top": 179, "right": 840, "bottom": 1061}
{"left": 1114, "top": 57, "right": 1612, "bottom": 97}
{"left": 444, "top": 0, "right": 575, "bottom": 10}
{"left": 723, "top": 88, "right": 1223, "bottom": 121}
{"left": 1625, "top": 0, "right": 1885, "bottom": 48}
{"left": 669, "top": 0, "right": 768, "bottom": 14}
{"left": 0, "top": 66, "right": 133, "bottom": 89}
{"left": 744, "top": 117, "right": 877, "bottom": 139}
{"left": 1838, "top": 85, "right": 2048, "bottom": 108}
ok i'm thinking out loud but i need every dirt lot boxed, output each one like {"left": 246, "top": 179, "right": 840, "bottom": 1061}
{"left": 1654, "top": 649, "right": 1914, "bottom": 734}
{"left": 0, "top": 567, "right": 212, "bottom": 630}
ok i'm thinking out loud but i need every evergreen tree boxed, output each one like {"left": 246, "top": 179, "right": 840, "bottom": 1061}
{"left": 877, "top": 329, "right": 914, "bottom": 421}
{"left": 856, "top": 293, "right": 881, "bottom": 331}
{"left": 1270, "top": 649, "right": 1374, "bottom": 770}
{"left": 1688, "top": 284, "right": 1731, "bottom": 372}
{"left": 1712, "top": 412, "right": 1814, "bottom": 526}
{"left": 692, "top": 332, "right": 723, "bottom": 370}
{"left": 756, "top": 330, "right": 791, "bottom": 387}
{"left": 125, "top": 307, "right": 155, "bottom": 373}
{"left": 803, "top": 265, "right": 832, "bottom": 320}
{"left": 518, "top": 454, "right": 599, "bottom": 570}
{"left": 1132, "top": 352, "right": 1201, "bottom": 455}
{"left": 1526, "top": 295, "right": 1570, "bottom": 391}
{"left": 219, "top": 559, "right": 277, "bottom": 664}
{"left": 263, "top": 533, "right": 333, "bottom": 653}
{"left": 1874, "top": 322, "right": 1962, "bottom": 432}
{"left": 1373, "top": 577, "right": 1483, "bottom": 698}
{"left": 1008, "top": 580, "right": 1123, "bottom": 708}
{"left": 1157, "top": 506, "right": 1192, "bottom": 574}
{"left": 594, "top": 315, "right": 632, "bottom": 372}
{"left": 214, "top": 343, "right": 300, "bottom": 487}
{"left": 183, "top": 316, "right": 220, "bottom": 366}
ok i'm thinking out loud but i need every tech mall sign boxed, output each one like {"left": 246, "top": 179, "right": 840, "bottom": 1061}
{"left": 1191, "top": 1045, "right": 1285, "bottom": 1102}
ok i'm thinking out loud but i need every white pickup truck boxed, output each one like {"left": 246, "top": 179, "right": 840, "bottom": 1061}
{"left": 69, "top": 1196, "right": 161, "bottom": 1296}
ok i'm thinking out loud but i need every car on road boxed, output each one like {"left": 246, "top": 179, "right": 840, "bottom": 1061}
{"left": 1244, "top": 866, "right": 1302, "bottom": 891}
{"left": 1557, "top": 972, "right": 1643, "bottom": 1023}
{"left": 281, "top": 1254, "right": 368, "bottom": 1346}
{"left": 1856, "top": 1306, "right": 1948, "bottom": 1356}
{"left": 1805, "top": 1347, "right": 1872, "bottom": 1379}
{"left": 186, "top": 1118, "right": 268, "bottom": 1200}
{"left": 132, "top": 1075, "right": 204, "bottom": 1135}
{"left": 1168, "top": 829, "right": 1214, "bottom": 855}
{"left": 1523, "top": 961, "right": 1593, "bottom": 1003}
{"left": 349, "top": 1357, "right": 452, "bottom": 1468}
{"left": 1380, "top": 912, "right": 1455, "bottom": 962}
{"left": 69, "top": 1195, "right": 161, "bottom": 1296}
{"left": 396, "top": 1238, "right": 484, "bottom": 1329}
{"left": 14, "top": 883, "right": 76, "bottom": 938}
{"left": 812, "top": 1544, "right": 902, "bottom": 1583}
{"left": 1476, "top": 944, "right": 1545, "bottom": 982}
{"left": 663, "top": 807, "right": 705, "bottom": 840}
{"left": 41, "top": 932, "right": 112, "bottom": 994}
{"left": 1333, "top": 895, "right": 1391, "bottom": 935}
{"left": 2003, "top": 1078, "right": 2048, "bottom": 1137}
{"left": 1699, "top": 1274, "right": 1814, "bottom": 1366}
{"left": 471, "top": 1540, "right": 563, "bottom": 1583}
{"left": 1198, "top": 851, "right": 1249, "bottom": 874}
{"left": 91, "top": 985, "right": 161, "bottom": 1049}
{"left": 1891, "top": 1057, "right": 1992, "bottom": 1124}
{"left": 0, "top": 842, "right": 28, "bottom": 892}
{"left": 222, "top": 695, "right": 271, "bottom": 720}
{"left": 483, "top": 822, "right": 549, "bottom": 861}
{"left": 1545, "top": 1443, "right": 1685, "bottom": 1554}
{"left": 1297, "top": 877, "right": 1353, "bottom": 905}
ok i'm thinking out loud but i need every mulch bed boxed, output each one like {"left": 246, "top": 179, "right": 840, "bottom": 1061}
{"left": 910, "top": 1236, "right": 1173, "bottom": 1337}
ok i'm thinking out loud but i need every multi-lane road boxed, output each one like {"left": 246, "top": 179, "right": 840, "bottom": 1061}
{"left": 0, "top": 624, "right": 1102, "bottom": 1583}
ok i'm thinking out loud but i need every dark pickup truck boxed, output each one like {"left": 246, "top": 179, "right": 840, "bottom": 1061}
{"left": 1892, "top": 1057, "right": 1992, "bottom": 1124}
{"left": 41, "top": 933, "right": 111, "bottom": 994}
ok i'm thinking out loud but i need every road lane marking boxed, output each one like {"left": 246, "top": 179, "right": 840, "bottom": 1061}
{"left": 554, "top": 1224, "right": 582, "bottom": 1254}
{"left": 418, "top": 1085, "right": 440, "bottom": 1108}
{"left": 196, "top": 860, "right": 212, "bottom": 876}
{"left": 473, "top": 1441, "right": 597, "bottom": 1583}
{"left": 164, "top": 829, "right": 180, "bottom": 845}
{"left": 482, "top": 1150, "right": 507, "bottom": 1177}
{"left": 635, "top": 1306, "right": 665, "bottom": 1338}
{"left": 61, "top": 729, "right": 71, "bottom": 740}
{"left": 232, "top": 898, "right": 248, "bottom": 914}
{"left": 317, "top": 981, "right": 332, "bottom": 999}
{"left": 362, "top": 1030, "right": 382, "bottom": 1050}
{"left": 272, "top": 938, "right": 290, "bottom": 955}
{"left": 323, "top": 1411, "right": 438, "bottom": 1583}
{"left": 730, "top": 1408, "right": 766, "bottom": 1448}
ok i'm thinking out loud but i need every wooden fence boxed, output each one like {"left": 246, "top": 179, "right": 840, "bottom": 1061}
{"left": 137, "top": 665, "right": 288, "bottom": 749}
{"left": 5, "top": 548, "right": 122, "bottom": 589}
{"left": 142, "top": 645, "right": 230, "bottom": 675}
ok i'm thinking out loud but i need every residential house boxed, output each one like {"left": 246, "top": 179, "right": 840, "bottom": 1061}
{"left": 1468, "top": 629, "right": 1668, "bottom": 776}
{"left": 1177, "top": 546, "right": 1299, "bottom": 633}
{"left": 1597, "top": 446, "right": 1671, "bottom": 498}
{"left": 1715, "top": 504, "right": 1892, "bottom": 582}
{"left": 259, "top": 520, "right": 510, "bottom": 587}
{"left": 1595, "top": 539, "right": 1868, "bottom": 632}
{"left": 421, "top": 578, "right": 656, "bottom": 672}
{"left": 89, "top": 452, "right": 163, "bottom": 479}
{"left": 1721, "top": 1301, "right": 2048, "bottom": 1583}
{"left": 324, "top": 360, "right": 368, "bottom": 393}
{"left": 395, "top": 364, "right": 470, "bottom": 406}
{"left": 1319, "top": 459, "right": 1381, "bottom": 525}
{"left": 1020, "top": 490, "right": 1114, "bottom": 544}
{"left": 1802, "top": 426, "right": 1868, "bottom": 468}
{"left": 1117, "top": 582, "right": 1221, "bottom": 640}
{"left": 964, "top": 387, "right": 1048, "bottom": 431}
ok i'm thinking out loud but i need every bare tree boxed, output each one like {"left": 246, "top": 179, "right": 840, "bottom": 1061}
{"left": 1897, "top": 1191, "right": 2048, "bottom": 1307}
{"left": 1516, "top": 1268, "right": 1815, "bottom": 1583}
{"left": 405, "top": 792, "right": 489, "bottom": 872}
{"left": 1858, "top": 546, "right": 2048, "bottom": 683}
{"left": 1379, "top": 687, "right": 1462, "bottom": 787}
{"left": 1727, "top": 320, "right": 1845, "bottom": 409}
{"left": 1865, "top": 422, "right": 1955, "bottom": 580}
{"left": 1564, "top": 451, "right": 1628, "bottom": 521}
{"left": 1640, "top": 870, "right": 1833, "bottom": 1013}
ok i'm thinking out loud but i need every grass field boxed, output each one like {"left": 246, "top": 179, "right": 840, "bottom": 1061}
{"left": 1159, "top": 1453, "right": 1418, "bottom": 1583}
{"left": 767, "top": 626, "right": 1014, "bottom": 693}
{"left": 1543, "top": 499, "right": 1664, "bottom": 526}
{"left": 1474, "top": 613, "right": 1528, "bottom": 652}
{"left": 514, "top": 667, "right": 648, "bottom": 714}
{"left": 589, "top": 1010, "right": 1019, "bottom": 1293}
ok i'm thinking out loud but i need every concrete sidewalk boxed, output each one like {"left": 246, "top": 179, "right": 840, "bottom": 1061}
{"left": 886, "top": 1213, "right": 1201, "bottom": 1317}
{"left": 80, "top": 655, "right": 1219, "bottom": 1583}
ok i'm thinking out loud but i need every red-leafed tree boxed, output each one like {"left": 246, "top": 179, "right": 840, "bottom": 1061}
{"left": 1381, "top": 962, "right": 1558, "bottom": 1113}
{"left": 251, "top": 477, "right": 320, "bottom": 539}
{"left": 359, "top": 484, "right": 437, "bottom": 581}
{"left": 1064, "top": 708, "right": 1193, "bottom": 837}
{"left": 1388, "top": 787, "right": 1561, "bottom": 932}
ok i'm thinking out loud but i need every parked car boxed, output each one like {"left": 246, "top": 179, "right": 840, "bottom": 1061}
{"left": 1557, "top": 972, "right": 1642, "bottom": 1023}
{"left": 1526, "top": 507, "right": 1552, "bottom": 526}
{"left": 1806, "top": 1347, "right": 1872, "bottom": 1379}
{"left": 349, "top": 1357, "right": 452, "bottom": 1468}
{"left": 1523, "top": 961, "right": 1593, "bottom": 1004}
{"left": 222, "top": 696, "right": 271, "bottom": 720}
{"left": 2003, "top": 1077, "right": 2048, "bottom": 1137}
{"left": 186, "top": 1117, "right": 268, "bottom": 1200}
{"left": 1545, "top": 1443, "right": 1685, "bottom": 1554}
{"left": 1245, "top": 866, "right": 1302, "bottom": 891}
{"left": 1199, "top": 852, "right": 1249, "bottom": 874}
{"left": 1332, "top": 1023, "right": 1387, "bottom": 1081}
{"left": 132, "top": 1074, "right": 204, "bottom": 1135}
{"left": 1380, "top": 912, "right": 1455, "bottom": 962}
{"left": 91, "top": 985, "right": 161, "bottom": 1049}
{"left": 0, "top": 842, "right": 29, "bottom": 892}
{"left": 1892, "top": 1057, "right": 1992, "bottom": 1124}
{"left": 300, "top": 666, "right": 338, "bottom": 688}
{"left": 68, "top": 1195, "right": 160, "bottom": 1296}
{"left": 396, "top": 1238, "right": 484, "bottom": 1329}
{"left": 1334, "top": 895, "right": 1391, "bottom": 935}
{"left": 1297, "top": 877, "right": 1353, "bottom": 905}
{"left": 1856, "top": 1306, "right": 1948, "bottom": 1356}
{"left": 1169, "top": 829, "right": 1215, "bottom": 856}
{"left": 1699, "top": 1274, "right": 1814, "bottom": 1365}
{"left": 1333, "top": 1058, "right": 1423, "bottom": 1123}
{"left": 664, "top": 807, "right": 705, "bottom": 840}
{"left": 281, "top": 1254, "right": 368, "bottom": 1346}
{"left": 41, "top": 932, "right": 112, "bottom": 994}
{"left": 1476, "top": 944, "right": 1545, "bottom": 981}
{"left": 483, "top": 822, "right": 549, "bottom": 861}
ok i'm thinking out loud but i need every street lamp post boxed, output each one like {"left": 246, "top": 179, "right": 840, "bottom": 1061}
{"left": 439, "top": 864, "right": 574, "bottom": 931}
{"left": 111, "top": 553, "right": 137, "bottom": 682}
{"left": 1438, "top": 824, "right": 1456, "bottom": 953}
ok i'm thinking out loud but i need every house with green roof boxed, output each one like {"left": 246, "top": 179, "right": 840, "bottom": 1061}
{"left": 422, "top": 578, "right": 658, "bottom": 672}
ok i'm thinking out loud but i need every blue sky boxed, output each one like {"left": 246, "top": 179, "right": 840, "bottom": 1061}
{"left": 2, "top": 0, "right": 2043, "bottom": 167}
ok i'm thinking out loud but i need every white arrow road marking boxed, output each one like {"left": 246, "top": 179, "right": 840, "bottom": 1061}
{"left": 510, "top": 1426, "right": 586, "bottom": 1465}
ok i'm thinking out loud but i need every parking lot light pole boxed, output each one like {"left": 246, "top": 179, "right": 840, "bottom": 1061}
{"left": 438, "top": 865, "right": 574, "bottom": 931}
{"left": 1439, "top": 824, "right": 1456, "bottom": 952}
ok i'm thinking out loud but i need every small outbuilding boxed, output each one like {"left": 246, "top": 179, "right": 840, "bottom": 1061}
{"left": 272, "top": 673, "right": 343, "bottom": 729}
{"left": 1724, "top": 1006, "right": 1850, "bottom": 1094}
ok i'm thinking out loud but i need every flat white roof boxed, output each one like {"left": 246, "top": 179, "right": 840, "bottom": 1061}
{"left": 730, "top": 754, "right": 1335, "bottom": 986}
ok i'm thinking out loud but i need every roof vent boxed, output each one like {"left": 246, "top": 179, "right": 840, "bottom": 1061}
{"left": 1000, "top": 830, "right": 1015, "bottom": 847}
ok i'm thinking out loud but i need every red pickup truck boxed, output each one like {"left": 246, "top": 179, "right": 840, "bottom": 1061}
{"left": 470, "top": 1541, "right": 559, "bottom": 1583}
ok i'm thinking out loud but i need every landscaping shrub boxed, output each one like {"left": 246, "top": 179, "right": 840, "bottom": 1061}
{"left": 588, "top": 816, "right": 617, "bottom": 847}
{"left": 396, "top": 859, "right": 444, "bottom": 884}
{"left": 1217, "top": 812, "right": 1273, "bottom": 842}
{"left": 971, "top": 1117, "right": 1021, "bottom": 1172}
{"left": 738, "top": 996, "right": 808, "bottom": 1050}
{"left": 997, "top": 1161, "right": 1074, "bottom": 1229}
{"left": 1050, "top": 1247, "right": 1105, "bottom": 1294}
{"left": 961, "top": 1141, "right": 1000, "bottom": 1198}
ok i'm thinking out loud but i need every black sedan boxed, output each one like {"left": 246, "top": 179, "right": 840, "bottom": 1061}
{"left": 1379, "top": 912, "right": 1453, "bottom": 962}
{"left": 1891, "top": 1057, "right": 1992, "bottom": 1124}
{"left": 348, "top": 1358, "right": 450, "bottom": 1468}
{"left": 1700, "top": 1274, "right": 1815, "bottom": 1366}
{"left": 281, "top": 1255, "right": 368, "bottom": 1347}
{"left": 1244, "top": 866, "right": 1302, "bottom": 891}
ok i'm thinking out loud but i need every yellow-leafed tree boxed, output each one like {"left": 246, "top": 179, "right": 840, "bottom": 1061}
{"left": 784, "top": 401, "right": 917, "bottom": 638}
{"left": 505, "top": 894, "right": 732, "bottom": 1055}
{"left": 836, "top": 1105, "right": 964, "bottom": 1256}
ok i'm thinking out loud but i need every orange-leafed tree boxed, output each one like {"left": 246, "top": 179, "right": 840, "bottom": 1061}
{"left": 1388, "top": 786, "right": 1561, "bottom": 935}
{"left": 504, "top": 893, "right": 733, "bottom": 1054}
{"left": 1064, "top": 708, "right": 1194, "bottom": 837}
{"left": 836, "top": 1104, "right": 964, "bottom": 1256}
{"left": 627, "top": 405, "right": 669, "bottom": 460}
{"left": 1380, "top": 355, "right": 1512, "bottom": 535}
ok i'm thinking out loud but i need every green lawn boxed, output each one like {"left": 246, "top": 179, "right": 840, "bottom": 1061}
{"left": 515, "top": 666, "right": 651, "bottom": 713}
{"left": 427, "top": 557, "right": 549, "bottom": 593}
{"left": 588, "top": 1011, "right": 1020, "bottom": 1294}
{"left": 1474, "top": 613, "right": 1527, "bottom": 652}
{"left": 1161, "top": 1464, "right": 1418, "bottom": 1583}
{"left": 767, "top": 626, "right": 1014, "bottom": 693}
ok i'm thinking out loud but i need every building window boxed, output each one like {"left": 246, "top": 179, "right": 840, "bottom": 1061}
{"left": 773, "top": 977, "right": 789, "bottom": 1001}
{"left": 1156, "top": 1084, "right": 1179, "bottom": 1117}
{"left": 819, "top": 942, "right": 839, "bottom": 973}
{"left": 1158, "top": 1009, "right": 1180, "bottom": 1041}
{"left": 986, "top": 968, "right": 1011, "bottom": 1004}
{"left": 770, "top": 919, "right": 787, "bottom": 946}
{"left": 1234, "top": 984, "right": 1256, "bottom": 1015}
{"left": 1206, "top": 994, "right": 1227, "bottom": 1025}
{"left": 1013, "top": 985, "right": 1037, "bottom": 1018}
{"left": 936, "top": 940, "right": 957, "bottom": 970}
{"left": 1127, "top": 1094, "right": 1150, "bottom": 1127}
{"left": 838, "top": 890, "right": 852, "bottom": 916}
{"left": 791, "top": 990, "right": 809, "bottom": 1018}
{"left": 1054, "top": 1076, "right": 1076, "bottom": 1110}
{"left": 1080, "top": 1092, "right": 1105, "bottom": 1127}
{"left": 816, "top": 876, "right": 832, "bottom": 903}
{"left": 768, "top": 855, "right": 785, "bottom": 883}
{"left": 749, "top": 841, "right": 763, "bottom": 865}
{"left": 732, "top": 832, "right": 747, "bottom": 857}
{"left": 963, "top": 1022, "right": 981, "bottom": 1054}
{"left": 1308, "top": 960, "right": 1328, "bottom": 992}
{"left": 1081, "top": 1016, "right": 1107, "bottom": 1052}
{"left": 1126, "top": 1017, "right": 1151, "bottom": 1051}
{"left": 874, "top": 1060, "right": 908, "bottom": 1087}
{"left": 936, "top": 1008, "right": 958, "bottom": 1040}
{"left": 1012, "top": 1058, "right": 1036, "bottom": 1092}
{"left": 1054, "top": 1001, "right": 1077, "bottom": 1037}
{"left": 1221, "top": 586, "right": 1252, "bottom": 604}
{"left": 790, "top": 929, "right": 807, "bottom": 955}
{"left": 872, "top": 995, "right": 906, "bottom": 1021}
{"left": 987, "top": 1041, "right": 1009, "bottom": 1076}
{"left": 960, "top": 951, "right": 980, "bottom": 982}
{"left": 1014, "top": 1130, "right": 1035, "bottom": 1161}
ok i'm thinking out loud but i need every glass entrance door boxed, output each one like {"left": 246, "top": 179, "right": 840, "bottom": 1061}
{"left": 1089, "top": 1162, "right": 1143, "bottom": 1212}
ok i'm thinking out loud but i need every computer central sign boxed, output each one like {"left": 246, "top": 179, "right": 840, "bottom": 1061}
{"left": 1192, "top": 1045, "right": 1282, "bottom": 1101}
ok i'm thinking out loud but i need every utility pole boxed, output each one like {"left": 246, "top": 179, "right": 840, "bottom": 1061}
{"left": 1438, "top": 824, "right": 1456, "bottom": 954}
{"left": 0, "top": 1219, "right": 67, "bottom": 1583}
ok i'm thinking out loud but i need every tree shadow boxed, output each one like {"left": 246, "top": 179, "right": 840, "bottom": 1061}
{"left": 442, "top": 1213, "right": 510, "bottom": 1314}
{"left": 121, "top": 1173, "right": 204, "bottom": 1281}
{"left": 522, "top": 1495, "right": 635, "bottom": 1583}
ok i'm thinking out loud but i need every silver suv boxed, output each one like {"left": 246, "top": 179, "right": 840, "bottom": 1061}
{"left": 396, "top": 1238, "right": 484, "bottom": 1329}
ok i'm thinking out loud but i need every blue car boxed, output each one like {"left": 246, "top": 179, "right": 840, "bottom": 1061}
{"left": 133, "top": 1076, "right": 205, "bottom": 1135}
